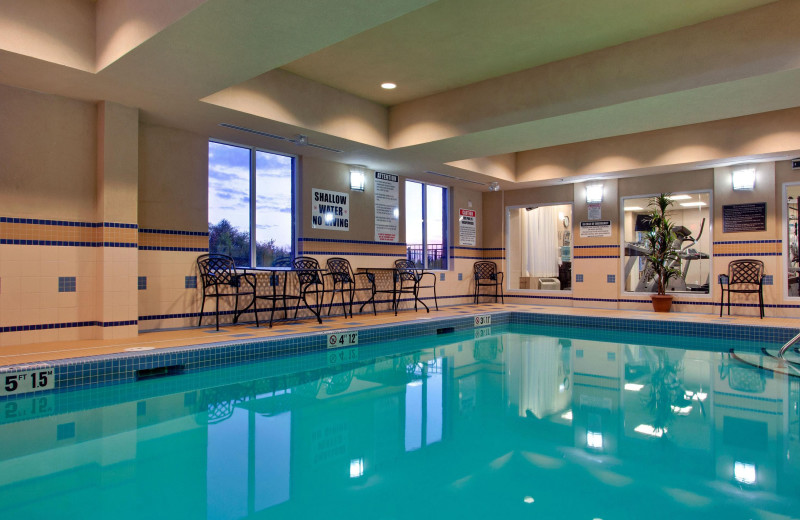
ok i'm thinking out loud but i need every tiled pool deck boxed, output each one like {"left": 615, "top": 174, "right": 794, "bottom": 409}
{"left": 1, "top": 303, "right": 798, "bottom": 396}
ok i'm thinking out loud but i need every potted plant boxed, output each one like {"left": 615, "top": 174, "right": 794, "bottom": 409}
{"left": 644, "top": 193, "right": 681, "bottom": 312}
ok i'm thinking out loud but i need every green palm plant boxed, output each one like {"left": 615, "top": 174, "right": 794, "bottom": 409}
{"left": 644, "top": 193, "right": 681, "bottom": 296}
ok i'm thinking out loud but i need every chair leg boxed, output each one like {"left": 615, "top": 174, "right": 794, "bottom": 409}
{"left": 252, "top": 294, "right": 259, "bottom": 328}
{"left": 215, "top": 297, "right": 220, "bottom": 331}
{"left": 759, "top": 288, "right": 764, "bottom": 318}
{"left": 500, "top": 282, "right": 504, "bottom": 304}
{"left": 348, "top": 283, "right": 355, "bottom": 318}
{"left": 433, "top": 281, "right": 439, "bottom": 311}
{"left": 719, "top": 288, "right": 723, "bottom": 317}
{"left": 727, "top": 290, "right": 731, "bottom": 316}
{"left": 198, "top": 295, "right": 206, "bottom": 327}
{"left": 340, "top": 284, "right": 348, "bottom": 318}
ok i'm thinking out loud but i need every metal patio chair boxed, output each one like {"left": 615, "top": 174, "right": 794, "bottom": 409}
{"left": 324, "top": 257, "right": 376, "bottom": 318}
{"left": 474, "top": 261, "right": 504, "bottom": 304}
{"left": 197, "top": 253, "right": 258, "bottom": 330}
{"left": 719, "top": 259, "right": 765, "bottom": 318}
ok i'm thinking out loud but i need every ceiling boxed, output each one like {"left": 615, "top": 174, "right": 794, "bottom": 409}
{"left": 1, "top": 0, "right": 798, "bottom": 190}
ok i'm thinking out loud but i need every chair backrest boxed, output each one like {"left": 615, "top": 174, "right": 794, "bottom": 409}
{"left": 394, "top": 258, "right": 418, "bottom": 281}
{"left": 474, "top": 261, "right": 498, "bottom": 281}
{"left": 197, "top": 254, "right": 237, "bottom": 288}
{"left": 326, "top": 257, "right": 353, "bottom": 283}
{"left": 728, "top": 259, "right": 764, "bottom": 287}
{"left": 293, "top": 256, "right": 321, "bottom": 284}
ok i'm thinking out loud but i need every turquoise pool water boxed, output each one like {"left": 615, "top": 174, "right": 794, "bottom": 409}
{"left": 0, "top": 324, "right": 798, "bottom": 519}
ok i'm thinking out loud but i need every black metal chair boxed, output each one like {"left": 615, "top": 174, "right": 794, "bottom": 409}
{"left": 324, "top": 257, "right": 376, "bottom": 317}
{"left": 719, "top": 259, "right": 765, "bottom": 318}
{"left": 292, "top": 256, "right": 325, "bottom": 323}
{"left": 197, "top": 253, "right": 258, "bottom": 330}
{"left": 474, "top": 261, "right": 504, "bottom": 304}
{"left": 394, "top": 259, "right": 438, "bottom": 314}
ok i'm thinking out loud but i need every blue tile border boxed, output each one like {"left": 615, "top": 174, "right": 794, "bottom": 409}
{"left": 139, "top": 228, "right": 209, "bottom": 236}
{"left": 2, "top": 309, "right": 796, "bottom": 403}
{"left": 0, "top": 217, "right": 137, "bottom": 229}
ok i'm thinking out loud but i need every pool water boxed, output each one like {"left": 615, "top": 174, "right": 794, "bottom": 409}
{"left": 0, "top": 324, "right": 798, "bottom": 520}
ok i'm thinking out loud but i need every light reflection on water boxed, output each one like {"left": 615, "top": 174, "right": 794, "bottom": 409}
{"left": 0, "top": 325, "right": 798, "bottom": 520}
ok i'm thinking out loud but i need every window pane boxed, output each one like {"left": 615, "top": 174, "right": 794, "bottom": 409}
{"left": 426, "top": 184, "right": 447, "bottom": 270}
{"left": 622, "top": 192, "right": 710, "bottom": 293}
{"left": 405, "top": 181, "right": 424, "bottom": 267}
{"left": 507, "top": 204, "right": 572, "bottom": 290}
{"left": 255, "top": 151, "right": 293, "bottom": 267}
{"left": 208, "top": 142, "right": 251, "bottom": 266}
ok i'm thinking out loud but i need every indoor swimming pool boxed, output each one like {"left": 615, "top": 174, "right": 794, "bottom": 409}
{"left": 0, "top": 323, "right": 798, "bottom": 520}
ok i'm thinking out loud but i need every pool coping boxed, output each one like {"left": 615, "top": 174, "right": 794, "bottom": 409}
{"left": 1, "top": 310, "right": 797, "bottom": 400}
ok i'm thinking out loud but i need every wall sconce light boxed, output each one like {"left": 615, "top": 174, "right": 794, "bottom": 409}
{"left": 585, "top": 183, "right": 603, "bottom": 203}
{"left": 732, "top": 167, "right": 755, "bottom": 191}
{"left": 350, "top": 165, "right": 366, "bottom": 191}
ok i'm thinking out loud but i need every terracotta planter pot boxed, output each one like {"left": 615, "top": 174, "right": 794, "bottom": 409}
{"left": 651, "top": 294, "right": 674, "bottom": 312}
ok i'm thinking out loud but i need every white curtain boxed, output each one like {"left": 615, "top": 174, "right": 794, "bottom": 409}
{"left": 526, "top": 206, "right": 559, "bottom": 277}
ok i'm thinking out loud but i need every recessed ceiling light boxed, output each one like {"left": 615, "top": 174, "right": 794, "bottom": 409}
{"left": 381, "top": 82, "right": 397, "bottom": 89}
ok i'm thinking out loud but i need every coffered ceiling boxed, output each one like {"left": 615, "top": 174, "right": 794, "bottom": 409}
{"left": 1, "top": 0, "right": 798, "bottom": 189}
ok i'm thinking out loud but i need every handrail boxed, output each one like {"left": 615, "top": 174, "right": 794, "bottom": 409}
{"left": 779, "top": 331, "right": 800, "bottom": 357}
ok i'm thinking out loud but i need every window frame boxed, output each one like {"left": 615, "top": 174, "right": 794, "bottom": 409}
{"left": 208, "top": 139, "right": 297, "bottom": 267}
{"left": 619, "top": 189, "right": 713, "bottom": 296}
{"left": 782, "top": 181, "right": 800, "bottom": 300}
{"left": 404, "top": 179, "right": 450, "bottom": 271}
{"left": 504, "top": 202, "right": 574, "bottom": 292}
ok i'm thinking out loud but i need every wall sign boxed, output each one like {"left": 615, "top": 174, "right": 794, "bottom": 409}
{"left": 459, "top": 208, "right": 477, "bottom": 246}
{"left": 579, "top": 220, "right": 612, "bottom": 237}
{"left": 722, "top": 203, "right": 766, "bottom": 233}
{"left": 311, "top": 189, "right": 349, "bottom": 231}
{"left": 587, "top": 203, "right": 602, "bottom": 220}
{"left": 327, "top": 330, "right": 359, "bottom": 348}
{"left": 374, "top": 172, "right": 399, "bottom": 242}
{"left": 1, "top": 367, "right": 55, "bottom": 397}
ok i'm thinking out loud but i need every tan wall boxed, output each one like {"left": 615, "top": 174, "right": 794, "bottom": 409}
{"left": 0, "top": 84, "right": 97, "bottom": 221}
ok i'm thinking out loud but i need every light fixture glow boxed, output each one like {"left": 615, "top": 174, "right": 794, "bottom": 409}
{"left": 350, "top": 458, "right": 364, "bottom": 478}
{"left": 679, "top": 202, "right": 707, "bottom": 207}
{"left": 734, "top": 461, "right": 756, "bottom": 485}
{"left": 324, "top": 213, "right": 334, "bottom": 223}
{"left": 634, "top": 424, "right": 665, "bottom": 437}
{"left": 670, "top": 405, "right": 693, "bottom": 415}
{"left": 561, "top": 410, "right": 573, "bottom": 421}
{"left": 393, "top": 207, "right": 399, "bottom": 218}
{"left": 732, "top": 167, "right": 756, "bottom": 191}
{"left": 586, "top": 431, "right": 603, "bottom": 449}
{"left": 349, "top": 165, "right": 366, "bottom": 191}
{"left": 624, "top": 206, "right": 644, "bottom": 211}
{"left": 523, "top": 496, "right": 535, "bottom": 504}
{"left": 670, "top": 194, "right": 692, "bottom": 200}
{"left": 624, "top": 383, "right": 644, "bottom": 392}
{"left": 586, "top": 184, "right": 603, "bottom": 203}
{"left": 381, "top": 82, "right": 397, "bottom": 89}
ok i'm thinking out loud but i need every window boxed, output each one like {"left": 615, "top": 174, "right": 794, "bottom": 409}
{"left": 506, "top": 204, "right": 573, "bottom": 291}
{"left": 208, "top": 141, "right": 294, "bottom": 267}
{"left": 405, "top": 181, "right": 448, "bottom": 269}
{"left": 785, "top": 183, "right": 800, "bottom": 297}
{"left": 622, "top": 191, "right": 710, "bottom": 293}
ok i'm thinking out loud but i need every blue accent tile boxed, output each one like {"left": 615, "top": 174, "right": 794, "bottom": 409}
{"left": 185, "top": 276, "right": 197, "bottom": 289}
{"left": 57, "top": 422, "right": 75, "bottom": 440}
{"left": 607, "top": 352, "right": 616, "bottom": 361}
{"left": 607, "top": 274, "right": 616, "bottom": 283}
{"left": 763, "top": 275, "right": 773, "bottom": 286}
{"left": 576, "top": 274, "right": 584, "bottom": 283}
{"left": 58, "top": 276, "right": 76, "bottom": 293}
{"left": 440, "top": 273, "right": 446, "bottom": 282}
{"left": 138, "top": 276, "right": 147, "bottom": 290}
{"left": 576, "top": 350, "right": 584, "bottom": 358}
{"left": 458, "top": 273, "right": 463, "bottom": 281}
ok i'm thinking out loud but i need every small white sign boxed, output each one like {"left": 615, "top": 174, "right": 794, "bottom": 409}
{"left": 459, "top": 208, "right": 477, "bottom": 246}
{"left": 1, "top": 367, "right": 55, "bottom": 397}
{"left": 474, "top": 315, "right": 492, "bottom": 327}
{"left": 327, "top": 347, "right": 359, "bottom": 367}
{"left": 474, "top": 327, "right": 492, "bottom": 339}
{"left": 327, "top": 330, "right": 359, "bottom": 348}
{"left": 587, "top": 203, "right": 602, "bottom": 220}
{"left": 579, "top": 220, "right": 612, "bottom": 238}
